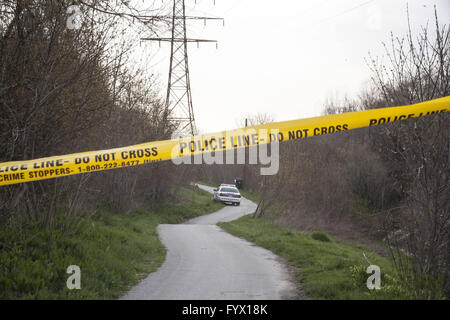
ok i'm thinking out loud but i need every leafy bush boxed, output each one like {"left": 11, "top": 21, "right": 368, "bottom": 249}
{"left": 311, "top": 231, "right": 331, "bottom": 242}
{"left": 349, "top": 262, "right": 416, "bottom": 299}
{"left": 349, "top": 263, "right": 368, "bottom": 289}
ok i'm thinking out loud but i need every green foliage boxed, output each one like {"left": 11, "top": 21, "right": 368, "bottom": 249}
{"left": 349, "top": 263, "right": 367, "bottom": 288}
{"left": 311, "top": 231, "right": 332, "bottom": 242}
{"left": 349, "top": 262, "right": 419, "bottom": 299}
{"left": 238, "top": 189, "right": 260, "bottom": 203}
{"left": 219, "top": 215, "right": 412, "bottom": 300}
{"left": 0, "top": 186, "right": 223, "bottom": 299}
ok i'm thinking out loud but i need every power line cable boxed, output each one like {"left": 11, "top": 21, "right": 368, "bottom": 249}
{"left": 307, "top": 0, "right": 376, "bottom": 27}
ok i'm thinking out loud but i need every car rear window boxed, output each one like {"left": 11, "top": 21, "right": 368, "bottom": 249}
{"left": 220, "top": 187, "right": 239, "bottom": 193}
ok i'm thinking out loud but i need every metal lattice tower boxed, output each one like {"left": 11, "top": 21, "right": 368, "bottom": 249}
{"left": 141, "top": 1, "right": 223, "bottom": 137}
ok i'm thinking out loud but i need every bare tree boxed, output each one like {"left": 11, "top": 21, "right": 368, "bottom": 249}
{"left": 365, "top": 6, "right": 449, "bottom": 298}
{"left": 0, "top": 1, "right": 178, "bottom": 227}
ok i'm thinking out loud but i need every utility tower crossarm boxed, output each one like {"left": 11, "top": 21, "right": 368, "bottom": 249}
{"left": 141, "top": 38, "right": 217, "bottom": 43}
{"left": 142, "top": 15, "right": 224, "bottom": 21}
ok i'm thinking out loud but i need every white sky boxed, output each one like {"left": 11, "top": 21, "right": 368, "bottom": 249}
{"left": 137, "top": 0, "right": 450, "bottom": 133}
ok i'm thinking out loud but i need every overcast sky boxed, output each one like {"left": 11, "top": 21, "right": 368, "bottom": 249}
{"left": 138, "top": 0, "right": 450, "bottom": 133}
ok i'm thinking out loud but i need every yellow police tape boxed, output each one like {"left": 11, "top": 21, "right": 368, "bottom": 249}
{"left": 0, "top": 96, "right": 449, "bottom": 186}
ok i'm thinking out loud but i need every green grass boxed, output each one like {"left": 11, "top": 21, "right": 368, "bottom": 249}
{"left": 218, "top": 215, "right": 412, "bottom": 300}
{"left": 0, "top": 185, "right": 224, "bottom": 300}
{"left": 196, "top": 180, "right": 219, "bottom": 188}
{"left": 238, "top": 189, "right": 260, "bottom": 203}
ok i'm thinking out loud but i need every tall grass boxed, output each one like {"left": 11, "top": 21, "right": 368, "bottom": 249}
{"left": 0, "top": 185, "right": 223, "bottom": 299}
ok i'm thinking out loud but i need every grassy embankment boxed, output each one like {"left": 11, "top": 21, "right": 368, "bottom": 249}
{"left": 197, "top": 180, "right": 410, "bottom": 299}
{"left": 0, "top": 185, "right": 224, "bottom": 299}
{"left": 219, "top": 216, "right": 412, "bottom": 299}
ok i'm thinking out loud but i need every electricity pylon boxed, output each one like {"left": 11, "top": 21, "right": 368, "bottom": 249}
{"left": 141, "top": 0, "right": 223, "bottom": 137}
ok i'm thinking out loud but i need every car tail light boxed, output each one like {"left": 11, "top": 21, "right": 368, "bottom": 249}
{"left": 219, "top": 193, "right": 225, "bottom": 196}
{"left": 236, "top": 195, "right": 241, "bottom": 198}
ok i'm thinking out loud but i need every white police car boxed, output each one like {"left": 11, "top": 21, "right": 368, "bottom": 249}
{"left": 213, "top": 185, "right": 242, "bottom": 206}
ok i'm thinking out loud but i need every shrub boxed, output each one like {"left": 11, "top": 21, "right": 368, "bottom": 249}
{"left": 311, "top": 231, "right": 331, "bottom": 242}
